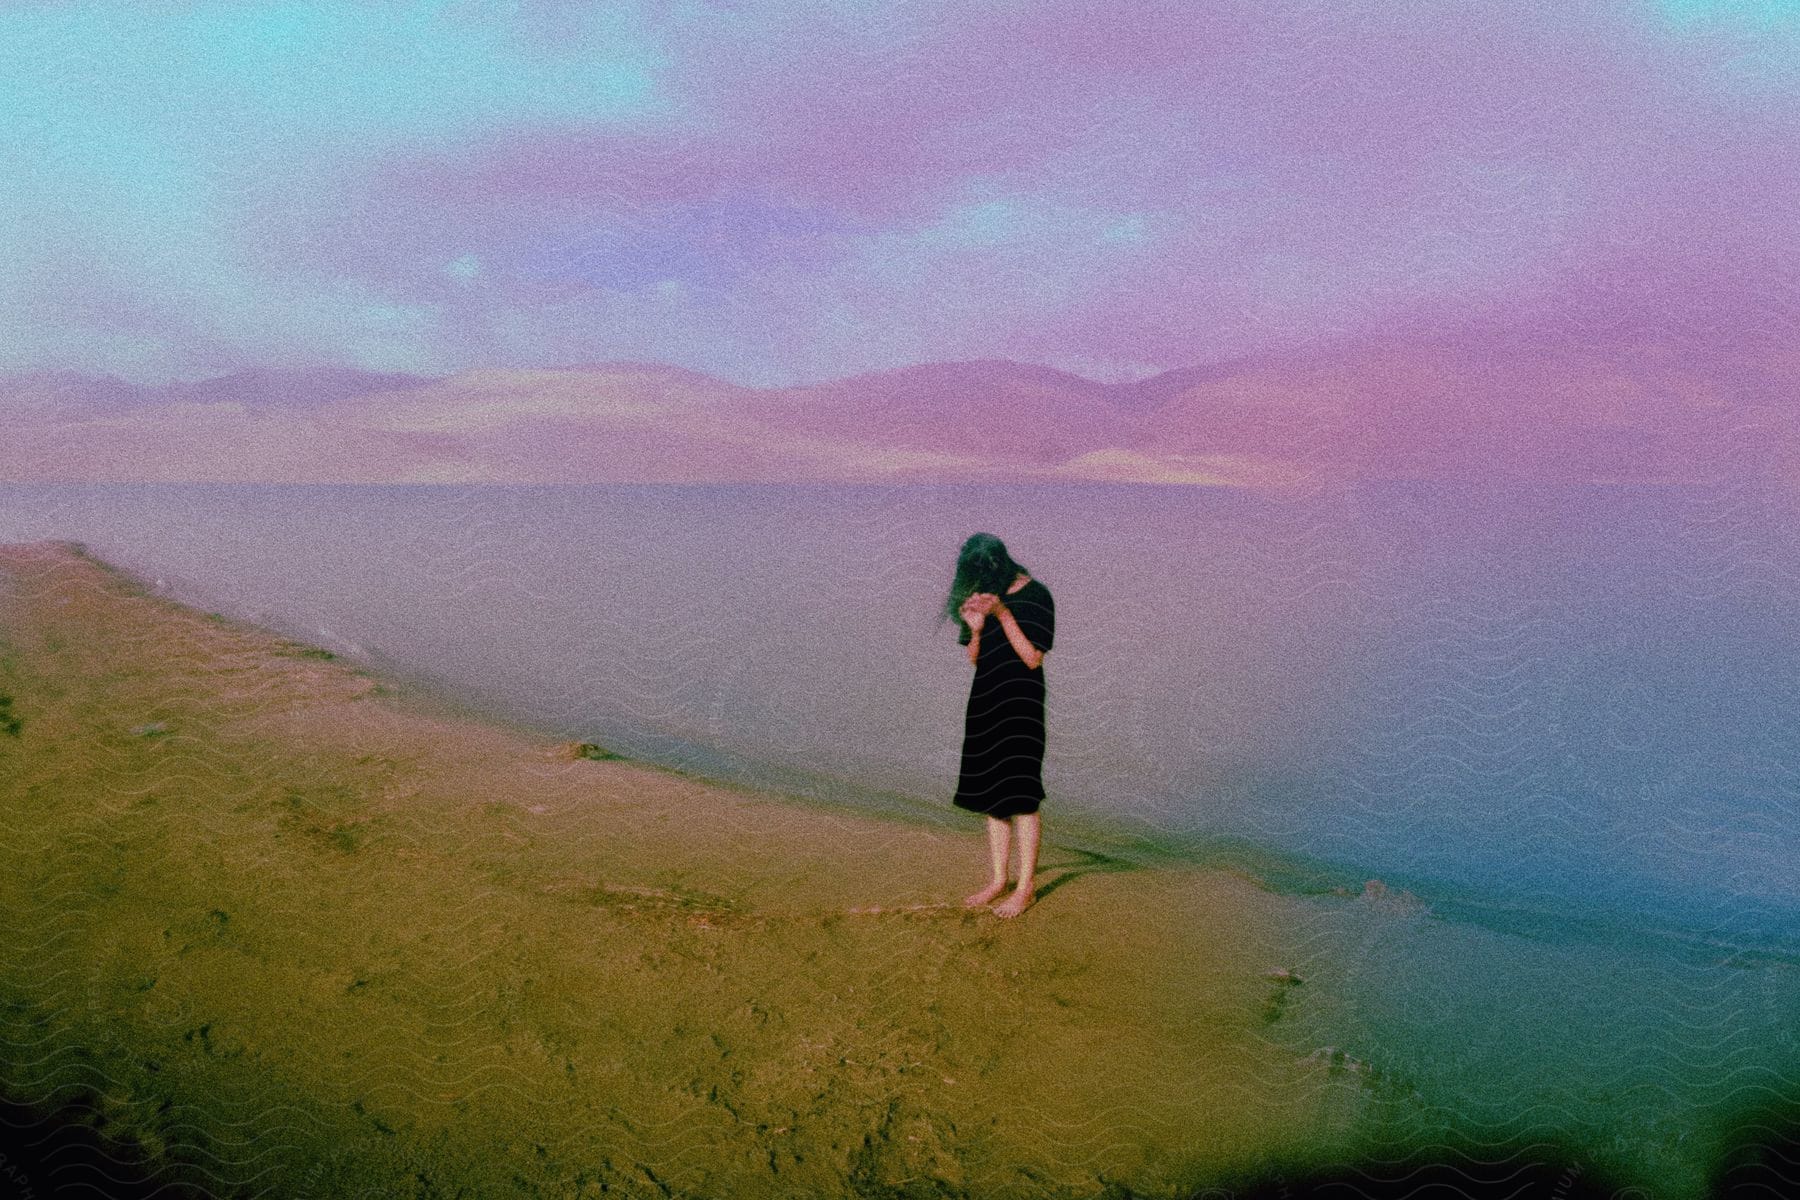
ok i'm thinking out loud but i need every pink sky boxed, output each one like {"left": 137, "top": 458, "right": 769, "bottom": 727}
{"left": 4, "top": 0, "right": 1798, "bottom": 387}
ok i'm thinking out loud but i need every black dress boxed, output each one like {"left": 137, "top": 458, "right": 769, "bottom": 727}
{"left": 953, "top": 578, "right": 1055, "bottom": 818}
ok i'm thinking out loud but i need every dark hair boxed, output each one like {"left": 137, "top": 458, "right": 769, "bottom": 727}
{"left": 944, "top": 532, "right": 1027, "bottom": 645}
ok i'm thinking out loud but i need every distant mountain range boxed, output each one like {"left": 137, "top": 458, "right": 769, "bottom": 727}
{"left": 4, "top": 339, "right": 1794, "bottom": 485}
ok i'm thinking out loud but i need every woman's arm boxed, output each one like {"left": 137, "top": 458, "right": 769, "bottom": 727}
{"left": 990, "top": 602, "right": 1045, "bottom": 670}
{"left": 960, "top": 594, "right": 994, "bottom": 665}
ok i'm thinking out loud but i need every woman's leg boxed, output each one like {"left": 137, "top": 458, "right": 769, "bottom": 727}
{"left": 964, "top": 815, "right": 1011, "bottom": 907}
{"left": 993, "top": 812, "right": 1040, "bottom": 918}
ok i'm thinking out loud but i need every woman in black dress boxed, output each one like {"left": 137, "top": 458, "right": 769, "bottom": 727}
{"left": 945, "top": 533, "right": 1055, "bottom": 918}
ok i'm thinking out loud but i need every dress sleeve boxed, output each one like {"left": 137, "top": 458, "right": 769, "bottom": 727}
{"left": 1016, "top": 587, "right": 1054, "bottom": 654}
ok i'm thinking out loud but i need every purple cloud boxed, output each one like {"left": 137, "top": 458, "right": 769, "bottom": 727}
{"left": 6, "top": 1, "right": 1798, "bottom": 385}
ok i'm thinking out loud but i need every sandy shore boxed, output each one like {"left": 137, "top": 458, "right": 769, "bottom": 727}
{"left": 0, "top": 539, "right": 1406, "bottom": 1198}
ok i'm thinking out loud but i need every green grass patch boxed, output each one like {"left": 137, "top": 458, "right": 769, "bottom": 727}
{"left": 272, "top": 641, "right": 336, "bottom": 660}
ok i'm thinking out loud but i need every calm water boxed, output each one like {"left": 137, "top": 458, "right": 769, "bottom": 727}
{"left": 5, "top": 480, "right": 1800, "bottom": 949}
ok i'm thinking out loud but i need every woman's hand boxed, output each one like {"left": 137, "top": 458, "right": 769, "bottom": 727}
{"left": 960, "top": 593, "right": 997, "bottom": 628}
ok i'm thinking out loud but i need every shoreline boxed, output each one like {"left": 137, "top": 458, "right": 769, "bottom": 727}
{"left": 10, "top": 484, "right": 1795, "bottom": 966}
{"left": 0, "top": 537, "right": 1780, "bottom": 1199}
{"left": 172, "top": 559, "right": 1800, "bottom": 971}
{"left": 0, "top": 538, "right": 1381, "bottom": 1198}
{"left": 88, "top": 533, "right": 1375, "bottom": 886}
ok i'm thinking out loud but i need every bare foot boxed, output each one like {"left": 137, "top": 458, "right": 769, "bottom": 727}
{"left": 993, "top": 887, "right": 1035, "bottom": 919}
{"left": 964, "top": 880, "right": 1008, "bottom": 907}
